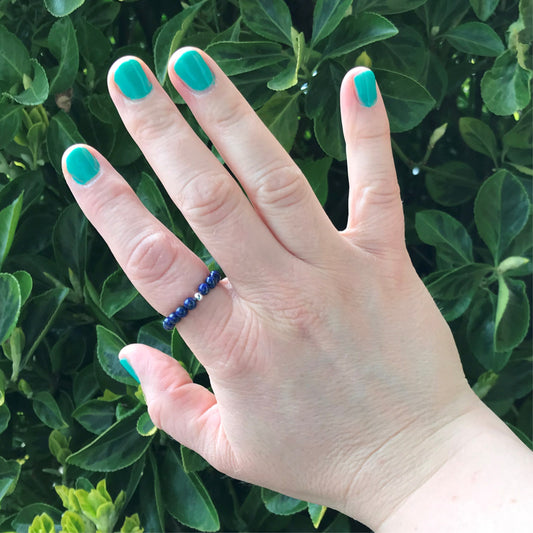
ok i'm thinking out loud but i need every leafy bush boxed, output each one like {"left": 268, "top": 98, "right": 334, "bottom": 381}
{"left": 0, "top": 0, "right": 531, "bottom": 531}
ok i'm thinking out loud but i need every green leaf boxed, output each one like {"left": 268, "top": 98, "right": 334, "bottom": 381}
{"left": 153, "top": 2, "right": 206, "bottom": 84}
{"left": 308, "top": 503, "right": 327, "bottom": 528}
{"left": 306, "top": 60, "right": 346, "bottom": 160}
{"left": 0, "top": 25, "right": 31, "bottom": 87}
{"left": 459, "top": 117, "right": 498, "bottom": 163}
{"left": 9, "top": 59, "right": 49, "bottom": 106}
{"left": 354, "top": 0, "right": 428, "bottom": 14}
{"left": 96, "top": 325, "right": 137, "bottom": 386}
{"left": 206, "top": 41, "right": 284, "bottom": 76}
{"left": 415, "top": 210, "right": 474, "bottom": 267}
{"left": 261, "top": 488, "right": 307, "bottom": 515}
{"left": 32, "top": 391, "right": 69, "bottom": 429}
{"left": 20, "top": 286, "right": 69, "bottom": 365}
{"left": 137, "top": 452, "right": 165, "bottom": 532}
{"left": 136, "top": 411, "right": 157, "bottom": 437}
{"left": 377, "top": 69, "right": 435, "bottom": 132}
{"left": 467, "top": 290, "right": 512, "bottom": 371}
{"left": 76, "top": 18, "right": 112, "bottom": 67}
{"left": 0, "top": 194, "right": 23, "bottom": 270}
{"left": 503, "top": 108, "right": 532, "bottom": 150}
{"left": 0, "top": 170, "right": 44, "bottom": 215}
{"left": 0, "top": 404, "right": 10, "bottom": 434}
{"left": 47, "top": 111, "right": 85, "bottom": 173}
{"left": 426, "top": 263, "right": 492, "bottom": 321}
{"left": 53, "top": 203, "right": 87, "bottom": 283}
{"left": 474, "top": 170, "right": 530, "bottom": 263}
{"left": 321, "top": 13, "right": 398, "bottom": 61}
{"left": 172, "top": 329, "right": 203, "bottom": 379}
{"left": 0, "top": 456, "right": 20, "bottom": 503}
{"left": 137, "top": 321, "right": 171, "bottom": 356}
{"left": 136, "top": 172, "right": 174, "bottom": 232}
{"left": 469, "top": 0, "right": 499, "bottom": 21}
{"left": 67, "top": 413, "right": 154, "bottom": 471}
{"left": 12, "top": 504, "right": 61, "bottom": 533}
{"left": 181, "top": 445, "right": 210, "bottom": 474}
{"left": 295, "top": 157, "right": 331, "bottom": 206}
{"left": 368, "top": 23, "right": 428, "bottom": 81}
{"left": 481, "top": 50, "right": 532, "bottom": 116}
{"left": 0, "top": 273, "right": 21, "bottom": 345}
{"left": 100, "top": 270, "right": 138, "bottom": 318}
{"left": 472, "top": 370, "right": 499, "bottom": 399}
{"left": 257, "top": 92, "right": 300, "bottom": 152}
{"left": 161, "top": 447, "right": 220, "bottom": 531}
{"left": 240, "top": 0, "right": 293, "bottom": 45}
{"left": 73, "top": 400, "right": 117, "bottom": 434}
{"left": 44, "top": 0, "right": 85, "bottom": 17}
{"left": 311, "top": 0, "right": 352, "bottom": 47}
{"left": 495, "top": 277, "right": 529, "bottom": 352}
{"left": 267, "top": 28, "right": 304, "bottom": 91}
{"left": 0, "top": 369, "right": 5, "bottom": 406}
{"left": 425, "top": 161, "right": 479, "bottom": 206}
{"left": 497, "top": 256, "right": 530, "bottom": 274}
{"left": 0, "top": 103, "right": 23, "bottom": 149}
{"left": 47, "top": 17, "right": 79, "bottom": 94}
{"left": 444, "top": 22, "right": 504, "bottom": 56}
{"left": 60, "top": 511, "right": 85, "bottom": 533}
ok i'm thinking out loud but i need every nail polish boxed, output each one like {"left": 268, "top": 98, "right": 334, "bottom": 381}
{"left": 120, "top": 358, "right": 140, "bottom": 383}
{"left": 114, "top": 59, "right": 152, "bottom": 100}
{"left": 354, "top": 70, "right": 377, "bottom": 108}
{"left": 174, "top": 50, "right": 214, "bottom": 91}
{"left": 66, "top": 147, "right": 100, "bottom": 185}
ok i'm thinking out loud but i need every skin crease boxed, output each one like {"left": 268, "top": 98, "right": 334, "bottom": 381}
{"left": 62, "top": 48, "right": 533, "bottom": 532}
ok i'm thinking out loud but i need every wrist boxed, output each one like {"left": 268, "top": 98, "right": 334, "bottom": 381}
{"left": 370, "top": 400, "right": 533, "bottom": 532}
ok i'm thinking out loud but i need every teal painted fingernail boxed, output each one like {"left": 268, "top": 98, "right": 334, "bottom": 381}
{"left": 120, "top": 358, "right": 140, "bottom": 383}
{"left": 114, "top": 59, "right": 152, "bottom": 100}
{"left": 354, "top": 70, "right": 377, "bottom": 108}
{"left": 66, "top": 147, "right": 100, "bottom": 185}
{"left": 174, "top": 50, "right": 214, "bottom": 91}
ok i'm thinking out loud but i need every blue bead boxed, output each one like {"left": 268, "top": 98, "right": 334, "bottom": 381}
{"left": 210, "top": 270, "right": 221, "bottom": 284}
{"left": 184, "top": 297, "right": 197, "bottom": 310}
{"left": 163, "top": 317, "right": 175, "bottom": 330}
{"left": 206, "top": 275, "right": 216, "bottom": 289}
{"left": 168, "top": 312, "right": 180, "bottom": 323}
{"left": 175, "top": 306, "right": 188, "bottom": 318}
{"left": 198, "top": 282, "right": 210, "bottom": 295}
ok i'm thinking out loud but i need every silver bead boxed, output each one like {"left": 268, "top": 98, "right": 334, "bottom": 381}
{"left": 194, "top": 292, "right": 203, "bottom": 301}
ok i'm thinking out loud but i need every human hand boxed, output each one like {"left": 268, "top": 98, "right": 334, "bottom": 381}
{"left": 61, "top": 49, "right": 528, "bottom": 531}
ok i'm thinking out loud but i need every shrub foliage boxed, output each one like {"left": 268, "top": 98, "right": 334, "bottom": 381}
{"left": 0, "top": 0, "right": 531, "bottom": 531}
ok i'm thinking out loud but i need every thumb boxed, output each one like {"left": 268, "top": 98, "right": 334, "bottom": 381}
{"left": 340, "top": 67, "right": 405, "bottom": 257}
{"left": 119, "top": 344, "right": 234, "bottom": 472}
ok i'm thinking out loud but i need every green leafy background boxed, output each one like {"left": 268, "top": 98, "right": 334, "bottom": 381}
{"left": 0, "top": 0, "right": 531, "bottom": 531}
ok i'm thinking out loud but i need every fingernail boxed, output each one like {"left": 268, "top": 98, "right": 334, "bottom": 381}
{"left": 114, "top": 59, "right": 152, "bottom": 100}
{"left": 354, "top": 70, "right": 377, "bottom": 108}
{"left": 120, "top": 358, "right": 140, "bottom": 383}
{"left": 173, "top": 50, "right": 214, "bottom": 92}
{"left": 66, "top": 147, "right": 100, "bottom": 185}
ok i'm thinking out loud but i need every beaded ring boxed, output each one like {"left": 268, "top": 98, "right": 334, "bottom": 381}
{"left": 162, "top": 270, "right": 221, "bottom": 330}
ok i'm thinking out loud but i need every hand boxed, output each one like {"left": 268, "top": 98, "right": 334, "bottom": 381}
{"left": 62, "top": 48, "right": 530, "bottom": 531}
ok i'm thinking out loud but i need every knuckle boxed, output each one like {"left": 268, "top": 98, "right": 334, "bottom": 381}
{"left": 212, "top": 97, "right": 251, "bottom": 135}
{"left": 130, "top": 107, "right": 178, "bottom": 144}
{"left": 125, "top": 230, "right": 179, "bottom": 287}
{"left": 179, "top": 171, "right": 237, "bottom": 227}
{"left": 254, "top": 162, "right": 308, "bottom": 210}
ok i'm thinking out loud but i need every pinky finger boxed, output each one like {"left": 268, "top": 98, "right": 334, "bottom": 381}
{"left": 119, "top": 344, "right": 235, "bottom": 472}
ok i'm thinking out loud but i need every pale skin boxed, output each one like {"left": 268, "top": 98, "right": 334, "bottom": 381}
{"left": 62, "top": 48, "right": 533, "bottom": 532}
